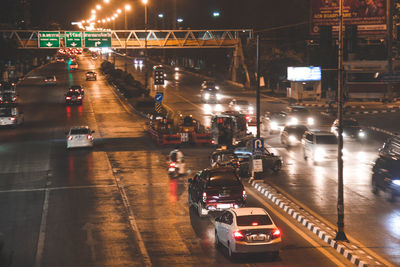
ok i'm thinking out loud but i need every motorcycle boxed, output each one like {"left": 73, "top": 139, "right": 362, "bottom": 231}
{"left": 168, "top": 161, "right": 179, "bottom": 177}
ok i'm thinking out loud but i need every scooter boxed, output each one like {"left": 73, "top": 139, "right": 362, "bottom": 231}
{"left": 168, "top": 161, "right": 179, "bottom": 177}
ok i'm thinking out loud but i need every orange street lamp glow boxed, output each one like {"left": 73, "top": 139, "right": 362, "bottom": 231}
{"left": 102, "top": 19, "right": 106, "bottom": 23}
{"left": 142, "top": 0, "right": 148, "bottom": 4}
{"left": 91, "top": 9, "right": 96, "bottom": 14}
{"left": 117, "top": 9, "right": 122, "bottom": 14}
{"left": 96, "top": 4, "right": 101, "bottom": 10}
{"left": 125, "top": 4, "right": 131, "bottom": 11}
{"left": 107, "top": 18, "right": 111, "bottom": 22}
{"left": 104, "top": 0, "right": 110, "bottom": 3}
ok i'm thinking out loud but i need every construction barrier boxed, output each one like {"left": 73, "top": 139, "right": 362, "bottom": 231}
{"left": 192, "top": 133, "right": 213, "bottom": 145}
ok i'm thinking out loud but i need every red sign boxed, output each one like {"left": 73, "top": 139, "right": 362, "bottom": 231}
{"left": 310, "top": 0, "right": 387, "bottom": 36}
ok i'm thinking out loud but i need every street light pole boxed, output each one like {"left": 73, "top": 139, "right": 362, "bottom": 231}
{"left": 335, "top": 0, "right": 348, "bottom": 242}
{"left": 256, "top": 35, "right": 261, "bottom": 139}
{"left": 143, "top": 0, "right": 148, "bottom": 90}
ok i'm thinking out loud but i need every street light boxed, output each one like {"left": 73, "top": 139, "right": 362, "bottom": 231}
{"left": 212, "top": 11, "right": 220, "bottom": 17}
{"left": 177, "top": 18, "right": 183, "bottom": 23}
{"left": 104, "top": 0, "right": 110, "bottom": 3}
{"left": 96, "top": 4, "right": 101, "bottom": 10}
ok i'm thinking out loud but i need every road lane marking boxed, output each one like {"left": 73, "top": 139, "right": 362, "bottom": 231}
{"left": 268, "top": 183, "right": 394, "bottom": 267}
{"left": 246, "top": 186, "right": 347, "bottom": 267}
{"left": 34, "top": 188, "right": 50, "bottom": 267}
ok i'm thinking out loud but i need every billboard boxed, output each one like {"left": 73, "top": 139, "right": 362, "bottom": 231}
{"left": 310, "top": 0, "right": 386, "bottom": 36}
{"left": 287, "top": 67, "right": 322, "bottom": 82}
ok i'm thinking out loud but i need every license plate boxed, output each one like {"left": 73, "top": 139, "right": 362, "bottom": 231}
{"left": 252, "top": 235, "right": 265, "bottom": 241}
{"left": 217, "top": 204, "right": 231, "bottom": 209}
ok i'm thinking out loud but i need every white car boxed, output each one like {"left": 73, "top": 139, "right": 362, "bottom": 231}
{"left": 0, "top": 107, "right": 24, "bottom": 127}
{"left": 228, "top": 99, "right": 254, "bottom": 115}
{"left": 302, "top": 130, "right": 338, "bottom": 163}
{"left": 66, "top": 126, "right": 95, "bottom": 149}
{"left": 214, "top": 207, "right": 281, "bottom": 258}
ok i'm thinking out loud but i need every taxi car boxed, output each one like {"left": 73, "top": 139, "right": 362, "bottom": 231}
{"left": 85, "top": 71, "right": 97, "bottom": 81}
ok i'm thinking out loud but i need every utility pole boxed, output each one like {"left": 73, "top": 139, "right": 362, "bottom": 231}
{"left": 335, "top": 0, "right": 348, "bottom": 242}
{"left": 387, "top": 0, "right": 393, "bottom": 74}
{"left": 256, "top": 35, "right": 261, "bottom": 139}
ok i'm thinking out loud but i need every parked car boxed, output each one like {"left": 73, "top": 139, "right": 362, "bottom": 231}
{"left": 302, "top": 130, "right": 338, "bottom": 164}
{"left": 66, "top": 126, "right": 95, "bottom": 149}
{"left": 372, "top": 155, "right": 400, "bottom": 202}
{"left": 188, "top": 167, "right": 246, "bottom": 217}
{"left": 215, "top": 207, "right": 281, "bottom": 258}
{"left": 330, "top": 118, "right": 366, "bottom": 140}
{"left": 280, "top": 124, "right": 308, "bottom": 147}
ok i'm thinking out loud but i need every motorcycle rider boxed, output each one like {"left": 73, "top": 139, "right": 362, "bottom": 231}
{"left": 169, "top": 146, "right": 185, "bottom": 175}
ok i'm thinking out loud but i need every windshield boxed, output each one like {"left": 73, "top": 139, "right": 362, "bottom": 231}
{"left": 236, "top": 215, "right": 273, "bottom": 226}
{"left": 316, "top": 135, "right": 338, "bottom": 144}
{"left": 236, "top": 100, "right": 249, "bottom": 105}
{"left": 291, "top": 108, "right": 309, "bottom": 114}
{"left": 70, "top": 128, "right": 90, "bottom": 135}
{"left": 208, "top": 172, "right": 241, "bottom": 187}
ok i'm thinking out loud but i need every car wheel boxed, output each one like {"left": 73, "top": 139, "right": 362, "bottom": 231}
{"left": 214, "top": 230, "right": 220, "bottom": 248}
{"left": 272, "top": 160, "right": 282, "bottom": 172}
{"left": 388, "top": 190, "right": 396, "bottom": 202}
{"left": 228, "top": 242, "right": 236, "bottom": 259}
{"left": 371, "top": 178, "right": 379, "bottom": 195}
{"left": 197, "top": 202, "right": 206, "bottom": 217}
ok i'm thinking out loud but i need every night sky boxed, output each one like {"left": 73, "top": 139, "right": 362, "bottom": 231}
{"left": 22, "top": 0, "right": 308, "bottom": 30}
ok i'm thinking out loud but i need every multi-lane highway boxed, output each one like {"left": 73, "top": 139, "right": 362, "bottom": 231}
{"left": 0, "top": 53, "right": 398, "bottom": 266}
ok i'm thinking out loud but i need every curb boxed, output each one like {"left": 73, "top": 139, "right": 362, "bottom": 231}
{"left": 249, "top": 180, "right": 385, "bottom": 267}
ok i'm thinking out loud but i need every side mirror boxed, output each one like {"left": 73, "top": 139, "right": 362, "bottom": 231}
{"left": 187, "top": 178, "right": 193, "bottom": 183}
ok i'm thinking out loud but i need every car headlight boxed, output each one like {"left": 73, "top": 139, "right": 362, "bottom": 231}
{"left": 270, "top": 121, "right": 278, "bottom": 130}
{"left": 216, "top": 93, "right": 222, "bottom": 100}
{"left": 358, "top": 131, "right": 365, "bottom": 138}
{"left": 215, "top": 86, "right": 220, "bottom": 90}
{"left": 392, "top": 180, "right": 400, "bottom": 186}
{"left": 290, "top": 117, "right": 298, "bottom": 125}
{"left": 235, "top": 106, "right": 240, "bottom": 111}
{"left": 204, "top": 93, "right": 210, "bottom": 100}
{"left": 314, "top": 147, "right": 326, "bottom": 161}
{"left": 288, "top": 135, "right": 297, "bottom": 143}
{"left": 174, "top": 67, "right": 179, "bottom": 71}
{"left": 248, "top": 106, "right": 254, "bottom": 111}
{"left": 307, "top": 117, "right": 314, "bottom": 125}
{"left": 342, "top": 132, "right": 347, "bottom": 137}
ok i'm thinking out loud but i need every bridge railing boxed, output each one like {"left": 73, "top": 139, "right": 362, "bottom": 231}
{"left": 0, "top": 29, "right": 253, "bottom": 49}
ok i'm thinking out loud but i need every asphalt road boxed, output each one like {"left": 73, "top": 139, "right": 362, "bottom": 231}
{"left": 0, "top": 55, "right": 351, "bottom": 267}
{"left": 109, "top": 53, "right": 400, "bottom": 265}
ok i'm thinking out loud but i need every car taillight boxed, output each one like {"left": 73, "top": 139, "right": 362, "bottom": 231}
{"left": 169, "top": 162, "right": 176, "bottom": 167}
{"left": 271, "top": 229, "right": 281, "bottom": 239}
{"left": 45, "top": 80, "right": 48, "bottom": 82}
{"left": 68, "top": 136, "right": 73, "bottom": 141}
{"left": 87, "top": 135, "right": 93, "bottom": 140}
{"left": 77, "top": 96, "right": 82, "bottom": 100}
{"left": 251, "top": 222, "right": 259, "bottom": 226}
{"left": 66, "top": 97, "right": 71, "bottom": 100}
{"left": 242, "top": 190, "right": 247, "bottom": 200}
{"left": 233, "top": 230, "right": 245, "bottom": 241}
{"left": 202, "top": 192, "right": 207, "bottom": 202}
{"left": 10, "top": 117, "right": 16, "bottom": 121}
{"left": 12, "top": 97, "right": 16, "bottom": 101}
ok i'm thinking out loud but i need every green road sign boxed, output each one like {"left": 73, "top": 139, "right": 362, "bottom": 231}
{"left": 38, "top": 31, "right": 60, "bottom": 48}
{"left": 84, "top": 32, "right": 111, "bottom": 48}
{"left": 65, "top": 31, "right": 82, "bottom": 48}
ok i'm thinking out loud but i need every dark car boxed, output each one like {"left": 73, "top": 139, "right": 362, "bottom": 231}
{"left": 372, "top": 156, "right": 400, "bottom": 202}
{"left": 209, "top": 148, "right": 250, "bottom": 177}
{"left": 286, "top": 106, "right": 315, "bottom": 126}
{"left": 65, "top": 91, "right": 83, "bottom": 105}
{"left": 69, "top": 85, "right": 84, "bottom": 97}
{"left": 0, "top": 81, "right": 16, "bottom": 92}
{"left": 200, "top": 87, "right": 221, "bottom": 103}
{"left": 261, "top": 111, "right": 288, "bottom": 134}
{"left": 0, "top": 92, "right": 18, "bottom": 106}
{"left": 188, "top": 167, "right": 246, "bottom": 217}
{"left": 280, "top": 124, "right": 308, "bottom": 146}
{"left": 85, "top": 71, "right": 97, "bottom": 81}
{"left": 330, "top": 118, "right": 366, "bottom": 140}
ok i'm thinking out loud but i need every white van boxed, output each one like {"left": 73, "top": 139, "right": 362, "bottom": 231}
{"left": 302, "top": 130, "right": 338, "bottom": 164}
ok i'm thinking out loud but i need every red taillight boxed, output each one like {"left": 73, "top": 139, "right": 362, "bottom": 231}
{"left": 211, "top": 140, "right": 215, "bottom": 144}
{"left": 251, "top": 222, "right": 259, "bottom": 226}
{"left": 169, "top": 162, "right": 176, "bottom": 167}
{"left": 242, "top": 190, "right": 247, "bottom": 200}
{"left": 45, "top": 79, "right": 48, "bottom": 82}
{"left": 66, "top": 97, "right": 71, "bottom": 100}
{"left": 87, "top": 135, "right": 93, "bottom": 140}
{"left": 68, "top": 136, "right": 73, "bottom": 141}
{"left": 202, "top": 192, "right": 207, "bottom": 202}
{"left": 12, "top": 97, "right": 16, "bottom": 101}
{"left": 10, "top": 117, "right": 16, "bottom": 121}
{"left": 77, "top": 96, "right": 82, "bottom": 100}
{"left": 272, "top": 229, "right": 281, "bottom": 239}
{"left": 233, "top": 230, "right": 245, "bottom": 241}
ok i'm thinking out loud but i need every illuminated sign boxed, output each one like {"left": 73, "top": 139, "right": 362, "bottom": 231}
{"left": 287, "top": 67, "right": 321, "bottom": 82}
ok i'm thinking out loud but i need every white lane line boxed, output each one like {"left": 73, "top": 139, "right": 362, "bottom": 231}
{"left": 34, "top": 188, "right": 50, "bottom": 267}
